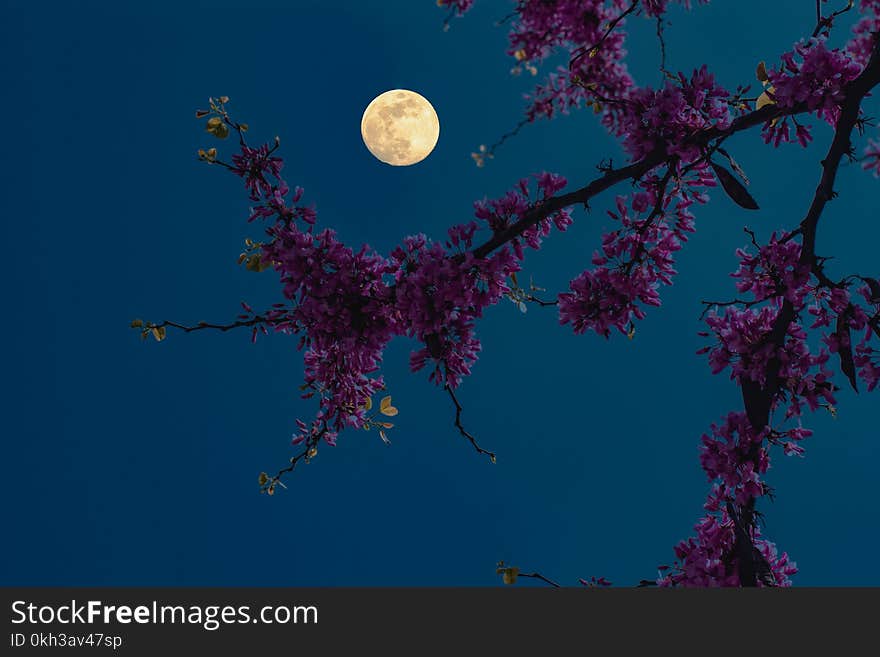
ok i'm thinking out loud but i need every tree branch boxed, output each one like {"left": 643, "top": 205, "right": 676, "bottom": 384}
{"left": 734, "top": 37, "right": 880, "bottom": 586}
{"left": 471, "top": 101, "right": 810, "bottom": 260}
{"left": 156, "top": 316, "right": 272, "bottom": 334}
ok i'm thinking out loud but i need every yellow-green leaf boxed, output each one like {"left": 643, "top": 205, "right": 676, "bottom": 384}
{"left": 363, "top": 396, "right": 373, "bottom": 411}
{"left": 151, "top": 326, "right": 166, "bottom": 342}
{"left": 380, "top": 395, "right": 392, "bottom": 411}
{"left": 245, "top": 254, "right": 271, "bottom": 272}
{"left": 258, "top": 472, "right": 269, "bottom": 486}
{"left": 501, "top": 567, "right": 519, "bottom": 585}
{"left": 206, "top": 117, "right": 229, "bottom": 139}
{"left": 756, "top": 61, "right": 768, "bottom": 82}
{"left": 756, "top": 86, "right": 776, "bottom": 111}
{"left": 130, "top": 319, "right": 143, "bottom": 328}
{"left": 380, "top": 406, "right": 398, "bottom": 417}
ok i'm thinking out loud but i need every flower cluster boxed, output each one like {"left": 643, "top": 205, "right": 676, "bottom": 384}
{"left": 473, "top": 172, "right": 572, "bottom": 259}
{"left": 617, "top": 67, "right": 732, "bottom": 160}
{"left": 558, "top": 164, "right": 709, "bottom": 337}
{"left": 699, "top": 234, "right": 842, "bottom": 420}
{"left": 847, "top": 0, "right": 880, "bottom": 66}
{"left": 227, "top": 137, "right": 574, "bottom": 436}
{"left": 661, "top": 503, "right": 798, "bottom": 587}
{"left": 761, "top": 38, "right": 863, "bottom": 146}
{"left": 392, "top": 234, "right": 517, "bottom": 389}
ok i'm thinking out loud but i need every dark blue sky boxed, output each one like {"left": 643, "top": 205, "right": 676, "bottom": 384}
{"left": 2, "top": 1, "right": 878, "bottom": 586}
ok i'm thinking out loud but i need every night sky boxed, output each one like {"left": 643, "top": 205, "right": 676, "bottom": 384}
{"left": 2, "top": 0, "right": 878, "bottom": 586}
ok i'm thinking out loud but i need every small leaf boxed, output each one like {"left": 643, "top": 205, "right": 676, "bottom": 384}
{"left": 205, "top": 147, "right": 217, "bottom": 162}
{"left": 756, "top": 61, "right": 769, "bottom": 82}
{"left": 380, "top": 406, "right": 398, "bottom": 417}
{"left": 379, "top": 430, "right": 391, "bottom": 444}
{"left": 709, "top": 161, "right": 759, "bottom": 210}
{"left": 245, "top": 254, "right": 271, "bottom": 272}
{"left": 836, "top": 314, "right": 858, "bottom": 393}
{"left": 239, "top": 123, "right": 249, "bottom": 132}
{"left": 258, "top": 472, "right": 269, "bottom": 486}
{"left": 380, "top": 395, "right": 392, "bottom": 411}
{"left": 501, "top": 567, "right": 519, "bottom": 585}
{"left": 756, "top": 85, "right": 776, "bottom": 111}
{"left": 308, "top": 447, "right": 318, "bottom": 459}
{"left": 195, "top": 109, "right": 210, "bottom": 118}
{"left": 205, "top": 116, "right": 229, "bottom": 139}
{"left": 130, "top": 319, "right": 143, "bottom": 328}
{"left": 380, "top": 422, "right": 394, "bottom": 429}
{"left": 218, "top": 95, "right": 230, "bottom": 104}
{"left": 266, "top": 484, "right": 275, "bottom": 496}
{"left": 151, "top": 326, "right": 166, "bottom": 342}
{"left": 363, "top": 396, "right": 373, "bottom": 411}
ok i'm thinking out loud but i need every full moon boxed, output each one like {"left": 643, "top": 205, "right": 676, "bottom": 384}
{"left": 361, "top": 89, "right": 440, "bottom": 166}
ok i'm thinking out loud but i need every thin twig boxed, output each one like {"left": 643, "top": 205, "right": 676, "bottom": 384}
{"left": 520, "top": 572, "right": 562, "bottom": 588}
{"left": 445, "top": 385, "right": 496, "bottom": 462}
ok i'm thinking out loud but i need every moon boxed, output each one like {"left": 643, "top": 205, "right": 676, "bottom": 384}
{"left": 361, "top": 89, "right": 440, "bottom": 166}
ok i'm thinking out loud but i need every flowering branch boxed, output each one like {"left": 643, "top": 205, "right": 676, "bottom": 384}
{"left": 136, "top": 1, "right": 880, "bottom": 589}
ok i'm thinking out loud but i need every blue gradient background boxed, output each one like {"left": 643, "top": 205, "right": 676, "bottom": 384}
{"left": 1, "top": 1, "right": 877, "bottom": 585}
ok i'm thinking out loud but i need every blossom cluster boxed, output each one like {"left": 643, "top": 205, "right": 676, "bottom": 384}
{"left": 227, "top": 140, "right": 575, "bottom": 437}
{"left": 847, "top": 0, "right": 880, "bottom": 66}
{"left": 765, "top": 38, "right": 863, "bottom": 131}
{"left": 558, "top": 163, "right": 710, "bottom": 337}
{"left": 619, "top": 67, "right": 733, "bottom": 160}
